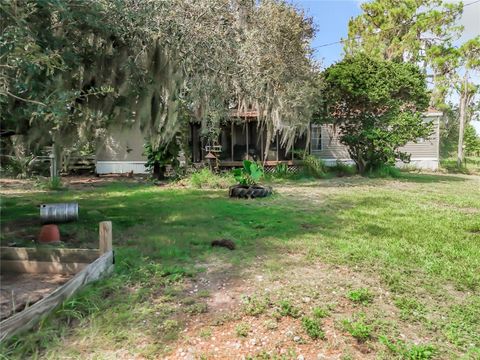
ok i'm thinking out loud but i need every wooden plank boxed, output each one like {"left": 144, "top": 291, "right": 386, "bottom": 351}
{"left": 0, "top": 251, "right": 114, "bottom": 342}
{"left": 0, "top": 247, "right": 99, "bottom": 264}
{"left": 1, "top": 260, "right": 89, "bottom": 274}
{"left": 99, "top": 221, "right": 112, "bottom": 254}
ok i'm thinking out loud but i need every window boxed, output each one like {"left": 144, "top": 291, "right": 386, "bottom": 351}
{"left": 311, "top": 125, "right": 322, "bottom": 151}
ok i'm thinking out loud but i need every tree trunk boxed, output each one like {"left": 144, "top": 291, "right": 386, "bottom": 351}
{"left": 457, "top": 74, "right": 468, "bottom": 168}
{"left": 457, "top": 96, "right": 466, "bottom": 167}
{"left": 153, "top": 163, "right": 165, "bottom": 180}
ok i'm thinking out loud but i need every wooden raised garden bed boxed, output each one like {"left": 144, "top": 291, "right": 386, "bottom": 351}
{"left": 0, "top": 221, "right": 114, "bottom": 342}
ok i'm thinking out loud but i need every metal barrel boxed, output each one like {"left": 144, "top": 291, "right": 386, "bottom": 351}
{"left": 40, "top": 203, "right": 79, "bottom": 224}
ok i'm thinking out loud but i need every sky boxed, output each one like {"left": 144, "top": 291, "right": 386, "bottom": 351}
{"left": 291, "top": 0, "right": 480, "bottom": 133}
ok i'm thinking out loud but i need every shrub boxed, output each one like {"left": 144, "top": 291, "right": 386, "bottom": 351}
{"left": 302, "top": 155, "right": 326, "bottom": 178}
{"left": 144, "top": 141, "right": 180, "bottom": 180}
{"left": 188, "top": 168, "right": 235, "bottom": 189}
{"left": 301, "top": 316, "right": 325, "bottom": 339}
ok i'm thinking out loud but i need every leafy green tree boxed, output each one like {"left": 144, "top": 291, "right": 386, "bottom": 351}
{"left": 319, "top": 54, "right": 431, "bottom": 174}
{"left": 464, "top": 124, "right": 480, "bottom": 156}
{"left": 429, "top": 37, "right": 480, "bottom": 165}
{"left": 0, "top": 0, "right": 320, "bottom": 174}
{"left": 345, "top": 0, "right": 463, "bottom": 64}
{"left": 439, "top": 106, "right": 460, "bottom": 158}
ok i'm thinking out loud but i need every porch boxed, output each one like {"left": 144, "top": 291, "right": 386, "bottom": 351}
{"left": 189, "top": 118, "right": 308, "bottom": 167}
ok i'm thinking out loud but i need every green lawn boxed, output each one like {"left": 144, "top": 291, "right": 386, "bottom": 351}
{"left": 1, "top": 173, "right": 479, "bottom": 359}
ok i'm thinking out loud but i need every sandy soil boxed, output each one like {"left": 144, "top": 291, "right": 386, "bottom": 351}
{"left": 0, "top": 273, "right": 72, "bottom": 320}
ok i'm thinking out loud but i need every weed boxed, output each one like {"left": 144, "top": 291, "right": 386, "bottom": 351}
{"left": 312, "top": 307, "right": 329, "bottom": 319}
{"left": 278, "top": 300, "right": 301, "bottom": 318}
{"left": 329, "top": 161, "right": 357, "bottom": 177}
{"left": 35, "top": 176, "right": 65, "bottom": 191}
{"left": 197, "top": 290, "right": 210, "bottom": 298}
{"left": 342, "top": 314, "right": 373, "bottom": 342}
{"left": 243, "top": 296, "right": 268, "bottom": 317}
{"left": 161, "top": 319, "right": 181, "bottom": 341}
{"left": 368, "top": 164, "right": 401, "bottom": 178}
{"left": 301, "top": 316, "right": 325, "bottom": 340}
{"left": 235, "top": 323, "right": 251, "bottom": 337}
{"left": 273, "top": 163, "right": 290, "bottom": 178}
{"left": 394, "top": 296, "right": 426, "bottom": 321}
{"left": 264, "top": 319, "right": 278, "bottom": 330}
{"left": 380, "top": 336, "right": 437, "bottom": 359}
{"left": 347, "top": 288, "right": 374, "bottom": 305}
{"left": 188, "top": 168, "right": 235, "bottom": 189}
{"left": 199, "top": 328, "right": 212, "bottom": 339}
{"left": 303, "top": 155, "right": 327, "bottom": 178}
{"left": 186, "top": 302, "right": 208, "bottom": 314}
{"left": 162, "top": 319, "right": 179, "bottom": 331}
{"left": 181, "top": 297, "right": 196, "bottom": 305}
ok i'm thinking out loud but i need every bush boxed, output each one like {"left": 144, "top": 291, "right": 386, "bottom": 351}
{"left": 0, "top": 155, "right": 34, "bottom": 179}
{"left": 329, "top": 161, "right": 357, "bottom": 177}
{"left": 302, "top": 155, "right": 326, "bottom": 178}
{"left": 187, "top": 168, "right": 235, "bottom": 189}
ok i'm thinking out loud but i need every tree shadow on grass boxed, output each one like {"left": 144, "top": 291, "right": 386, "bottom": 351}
{"left": 394, "top": 172, "right": 468, "bottom": 183}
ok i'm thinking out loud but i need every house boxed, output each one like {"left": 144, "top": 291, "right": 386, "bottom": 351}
{"left": 95, "top": 109, "right": 442, "bottom": 174}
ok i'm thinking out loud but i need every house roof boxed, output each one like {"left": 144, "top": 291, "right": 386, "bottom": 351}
{"left": 425, "top": 107, "right": 443, "bottom": 116}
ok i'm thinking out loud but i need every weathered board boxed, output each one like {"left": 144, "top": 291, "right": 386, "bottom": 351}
{"left": 0, "top": 247, "right": 99, "bottom": 263}
{"left": 0, "top": 247, "right": 100, "bottom": 275}
{"left": 0, "top": 250, "right": 114, "bottom": 342}
{"left": 0, "top": 260, "right": 88, "bottom": 274}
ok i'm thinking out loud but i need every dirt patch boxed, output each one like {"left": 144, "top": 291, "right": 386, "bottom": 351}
{"left": 164, "top": 258, "right": 431, "bottom": 359}
{"left": 0, "top": 273, "right": 72, "bottom": 320}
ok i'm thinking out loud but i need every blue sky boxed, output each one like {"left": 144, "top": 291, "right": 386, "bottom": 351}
{"left": 292, "top": 0, "right": 363, "bottom": 68}
{"left": 291, "top": 0, "right": 480, "bottom": 133}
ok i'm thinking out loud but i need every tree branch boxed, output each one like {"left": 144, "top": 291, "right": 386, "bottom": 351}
{"left": 2, "top": 91, "right": 46, "bottom": 106}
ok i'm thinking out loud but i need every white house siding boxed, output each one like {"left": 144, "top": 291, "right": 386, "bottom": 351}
{"left": 311, "top": 125, "right": 352, "bottom": 165}
{"left": 311, "top": 112, "right": 441, "bottom": 170}
{"left": 96, "top": 122, "right": 148, "bottom": 174}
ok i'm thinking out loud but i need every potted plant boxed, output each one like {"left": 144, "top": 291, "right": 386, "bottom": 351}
{"left": 229, "top": 160, "right": 272, "bottom": 198}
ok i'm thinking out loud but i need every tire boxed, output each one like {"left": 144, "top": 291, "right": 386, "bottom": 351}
{"left": 229, "top": 185, "right": 271, "bottom": 198}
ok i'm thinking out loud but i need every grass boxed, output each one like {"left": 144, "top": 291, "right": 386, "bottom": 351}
{"left": 0, "top": 173, "right": 479, "bottom": 358}
{"left": 441, "top": 156, "right": 480, "bottom": 174}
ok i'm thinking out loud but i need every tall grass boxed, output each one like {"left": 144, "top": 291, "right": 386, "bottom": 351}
{"left": 186, "top": 168, "right": 235, "bottom": 189}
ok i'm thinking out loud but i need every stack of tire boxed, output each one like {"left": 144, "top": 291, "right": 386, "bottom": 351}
{"left": 229, "top": 185, "right": 272, "bottom": 199}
